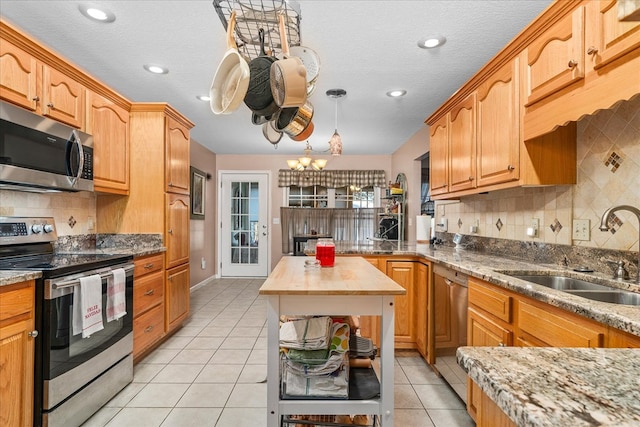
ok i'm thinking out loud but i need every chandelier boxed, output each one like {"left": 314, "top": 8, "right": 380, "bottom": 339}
{"left": 287, "top": 142, "right": 328, "bottom": 171}
{"left": 326, "top": 88, "right": 346, "bottom": 155}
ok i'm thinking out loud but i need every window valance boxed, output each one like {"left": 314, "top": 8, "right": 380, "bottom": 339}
{"left": 278, "top": 169, "right": 387, "bottom": 188}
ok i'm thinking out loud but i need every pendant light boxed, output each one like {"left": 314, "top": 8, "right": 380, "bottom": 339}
{"left": 326, "top": 89, "right": 346, "bottom": 156}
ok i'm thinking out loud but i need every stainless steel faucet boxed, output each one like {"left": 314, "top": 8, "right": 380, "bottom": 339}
{"left": 599, "top": 205, "right": 640, "bottom": 283}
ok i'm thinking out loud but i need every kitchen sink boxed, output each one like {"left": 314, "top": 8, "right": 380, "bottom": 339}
{"left": 509, "top": 275, "right": 612, "bottom": 291}
{"left": 507, "top": 274, "right": 640, "bottom": 305}
{"left": 563, "top": 290, "right": 640, "bottom": 306}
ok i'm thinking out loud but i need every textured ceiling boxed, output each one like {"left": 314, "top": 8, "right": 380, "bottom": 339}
{"left": 0, "top": 1, "right": 552, "bottom": 156}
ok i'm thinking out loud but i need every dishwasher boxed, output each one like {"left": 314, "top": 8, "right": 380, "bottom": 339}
{"left": 432, "top": 264, "right": 468, "bottom": 403}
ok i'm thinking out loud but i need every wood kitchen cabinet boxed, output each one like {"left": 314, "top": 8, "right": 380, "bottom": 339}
{"left": 414, "top": 261, "right": 430, "bottom": 359}
{"left": 0, "top": 37, "right": 84, "bottom": 129}
{"left": 0, "top": 280, "right": 35, "bottom": 427}
{"left": 523, "top": 5, "right": 586, "bottom": 106}
{"left": 166, "top": 263, "right": 190, "bottom": 333}
{"left": 132, "top": 253, "right": 165, "bottom": 360}
{"left": 468, "top": 380, "right": 516, "bottom": 427}
{"left": 0, "top": 38, "right": 38, "bottom": 112}
{"left": 428, "top": 115, "right": 449, "bottom": 197}
{"left": 385, "top": 260, "right": 416, "bottom": 348}
{"left": 516, "top": 299, "right": 605, "bottom": 347}
{"left": 448, "top": 93, "right": 476, "bottom": 193}
{"left": 165, "top": 116, "right": 191, "bottom": 195}
{"left": 166, "top": 194, "right": 190, "bottom": 269}
{"left": 524, "top": 0, "right": 640, "bottom": 140}
{"left": 607, "top": 327, "right": 640, "bottom": 348}
{"left": 97, "top": 103, "right": 193, "bottom": 343}
{"left": 475, "top": 59, "right": 520, "bottom": 188}
{"left": 86, "top": 91, "right": 130, "bottom": 195}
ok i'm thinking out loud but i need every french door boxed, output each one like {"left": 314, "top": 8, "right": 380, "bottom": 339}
{"left": 219, "top": 171, "right": 270, "bottom": 277}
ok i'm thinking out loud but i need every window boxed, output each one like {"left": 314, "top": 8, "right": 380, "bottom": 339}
{"left": 335, "top": 185, "right": 375, "bottom": 208}
{"left": 288, "top": 185, "right": 328, "bottom": 207}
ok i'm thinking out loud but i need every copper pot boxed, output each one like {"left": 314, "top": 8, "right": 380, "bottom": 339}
{"left": 275, "top": 100, "right": 313, "bottom": 139}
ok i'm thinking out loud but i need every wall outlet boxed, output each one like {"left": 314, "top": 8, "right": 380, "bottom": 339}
{"left": 201, "top": 257, "right": 206, "bottom": 269}
{"left": 572, "top": 219, "right": 590, "bottom": 241}
{"left": 87, "top": 216, "right": 95, "bottom": 231}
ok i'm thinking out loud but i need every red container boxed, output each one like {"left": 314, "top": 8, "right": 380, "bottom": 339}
{"left": 315, "top": 238, "right": 335, "bottom": 267}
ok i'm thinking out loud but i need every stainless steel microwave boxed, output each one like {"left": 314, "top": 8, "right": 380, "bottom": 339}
{"left": 0, "top": 101, "right": 93, "bottom": 192}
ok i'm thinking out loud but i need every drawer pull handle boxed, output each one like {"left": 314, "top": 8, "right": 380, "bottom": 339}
{"left": 28, "top": 330, "right": 39, "bottom": 338}
{"left": 144, "top": 289, "right": 155, "bottom": 296}
{"left": 144, "top": 326, "right": 154, "bottom": 333}
{"left": 144, "top": 263, "right": 154, "bottom": 269}
{"left": 567, "top": 60, "right": 578, "bottom": 69}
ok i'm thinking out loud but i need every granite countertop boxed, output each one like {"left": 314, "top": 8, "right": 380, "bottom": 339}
{"left": 0, "top": 233, "right": 165, "bottom": 287}
{"left": 457, "top": 346, "right": 640, "bottom": 427}
{"left": 329, "top": 241, "right": 640, "bottom": 337}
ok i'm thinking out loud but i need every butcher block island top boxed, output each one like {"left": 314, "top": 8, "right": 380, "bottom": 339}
{"left": 259, "top": 256, "right": 406, "bottom": 296}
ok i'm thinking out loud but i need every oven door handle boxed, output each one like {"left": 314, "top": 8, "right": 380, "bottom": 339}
{"left": 52, "top": 264, "right": 134, "bottom": 290}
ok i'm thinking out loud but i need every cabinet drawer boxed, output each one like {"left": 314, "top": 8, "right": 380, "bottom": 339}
{"left": 134, "top": 253, "right": 164, "bottom": 277}
{"left": 468, "top": 280, "right": 512, "bottom": 323}
{"left": 0, "top": 281, "right": 34, "bottom": 323}
{"left": 134, "top": 271, "right": 164, "bottom": 315}
{"left": 133, "top": 303, "right": 165, "bottom": 357}
{"left": 517, "top": 300, "right": 605, "bottom": 347}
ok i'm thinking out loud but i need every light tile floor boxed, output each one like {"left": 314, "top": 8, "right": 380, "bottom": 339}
{"left": 83, "top": 278, "right": 475, "bottom": 427}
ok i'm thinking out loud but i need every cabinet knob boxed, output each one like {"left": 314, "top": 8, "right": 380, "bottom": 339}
{"left": 498, "top": 342, "right": 505, "bottom": 347}
{"left": 144, "top": 289, "right": 155, "bottom": 296}
{"left": 168, "top": 182, "right": 173, "bottom": 187}
{"left": 468, "top": 176, "right": 474, "bottom": 181}
{"left": 47, "top": 102, "right": 54, "bottom": 108}
{"left": 32, "top": 96, "right": 40, "bottom": 101}
{"left": 567, "top": 60, "right": 578, "bottom": 69}
{"left": 144, "top": 325, "right": 154, "bottom": 333}
{"left": 168, "top": 228, "right": 173, "bottom": 234}
{"left": 507, "top": 164, "right": 515, "bottom": 171}
{"left": 587, "top": 46, "right": 598, "bottom": 55}
{"left": 28, "top": 330, "right": 39, "bottom": 338}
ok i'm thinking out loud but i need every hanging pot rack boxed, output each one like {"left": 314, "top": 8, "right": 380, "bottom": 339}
{"left": 213, "top": 0, "right": 302, "bottom": 61}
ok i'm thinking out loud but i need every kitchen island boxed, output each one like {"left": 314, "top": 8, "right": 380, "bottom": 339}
{"left": 259, "top": 256, "right": 406, "bottom": 427}
{"left": 457, "top": 346, "right": 640, "bottom": 427}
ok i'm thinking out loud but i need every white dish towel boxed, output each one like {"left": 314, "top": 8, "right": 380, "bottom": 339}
{"left": 106, "top": 268, "right": 127, "bottom": 322}
{"left": 72, "top": 274, "right": 104, "bottom": 338}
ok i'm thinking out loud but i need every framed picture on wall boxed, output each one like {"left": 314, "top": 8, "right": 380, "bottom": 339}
{"left": 190, "top": 166, "right": 206, "bottom": 220}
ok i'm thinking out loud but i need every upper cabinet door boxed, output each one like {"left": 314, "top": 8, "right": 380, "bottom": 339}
{"left": 429, "top": 115, "right": 449, "bottom": 197}
{"left": 476, "top": 59, "right": 520, "bottom": 188}
{"left": 448, "top": 93, "right": 476, "bottom": 193}
{"left": 590, "top": 0, "right": 640, "bottom": 70}
{"left": 0, "top": 40, "right": 39, "bottom": 112}
{"left": 42, "top": 65, "right": 85, "bottom": 129}
{"left": 165, "top": 117, "right": 190, "bottom": 195}
{"left": 524, "top": 5, "right": 586, "bottom": 106}
{"left": 87, "top": 91, "right": 130, "bottom": 194}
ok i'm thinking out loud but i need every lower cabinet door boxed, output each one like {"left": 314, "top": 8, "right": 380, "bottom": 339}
{"left": 165, "top": 263, "right": 190, "bottom": 333}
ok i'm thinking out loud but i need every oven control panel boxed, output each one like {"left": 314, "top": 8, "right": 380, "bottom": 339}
{"left": 0, "top": 217, "right": 57, "bottom": 244}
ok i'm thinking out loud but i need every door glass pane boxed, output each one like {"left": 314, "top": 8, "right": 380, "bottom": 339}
{"left": 230, "top": 180, "right": 259, "bottom": 265}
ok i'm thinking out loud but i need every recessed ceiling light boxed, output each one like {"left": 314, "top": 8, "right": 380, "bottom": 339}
{"left": 143, "top": 64, "right": 169, "bottom": 74}
{"left": 78, "top": 5, "right": 116, "bottom": 23}
{"left": 386, "top": 90, "right": 407, "bottom": 98}
{"left": 418, "top": 35, "right": 446, "bottom": 49}
{"left": 197, "top": 95, "right": 211, "bottom": 102}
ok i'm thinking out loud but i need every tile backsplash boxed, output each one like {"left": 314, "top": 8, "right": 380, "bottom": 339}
{"left": 0, "top": 189, "right": 96, "bottom": 235}
{"left": 437, "top": 95, "right": 640, "bottom": 253}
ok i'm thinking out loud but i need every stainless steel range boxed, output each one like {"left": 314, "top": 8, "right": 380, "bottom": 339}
{"left": 0, "top": 217, "right": 134, "bottom": 427}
